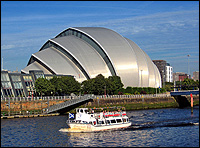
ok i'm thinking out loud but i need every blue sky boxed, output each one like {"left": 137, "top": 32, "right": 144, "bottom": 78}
{"left": 1, "top": 1, "right": 199, "bottom": 76}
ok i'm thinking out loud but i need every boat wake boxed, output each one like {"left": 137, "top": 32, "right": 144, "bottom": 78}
{"left": 125, "top": 120, "right": 199, "bottom": 131}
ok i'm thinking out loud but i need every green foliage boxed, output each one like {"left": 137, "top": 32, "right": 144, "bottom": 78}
{"left": 123, "top": 86, "right": 166, "bottom": 95}
{"left": 81, "top": 74, "right": 123, "bottom": 95}
{"left": 174, "top": 78, "right": 199, "bottom": 90}
{"left": 60, "top": 76, "right": 81, "bottom": 95}
{"left": 35, "top": 76, "right": 80, "bottom": 96}
{"left": 164, "top": 82, "right": 174, "bottom": 91}
{"left": 115, "top": 88, "right": 125, "bottom": 95}
{"left": 35, "top": 77, "right": 55, "bottom": 97}
{"left": 108, "top": 76, "right": 124, "bottom": 90}
{"left": 182, "top": 78, "right": 199, "bottom": 90}
{"left": 35, "top": 73, "right": 177, "bottom": 96}
{"left": 125, "top": 86, "right": 133, "bottom": 94}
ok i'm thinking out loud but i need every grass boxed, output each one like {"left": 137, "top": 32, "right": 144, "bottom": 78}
{"left": 78, "top": 101, "right": 180, "bottom": 111}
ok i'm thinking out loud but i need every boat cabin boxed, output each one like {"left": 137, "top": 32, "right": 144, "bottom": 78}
{"left": 69, "top": 107, "right": 129, "bottom": 126}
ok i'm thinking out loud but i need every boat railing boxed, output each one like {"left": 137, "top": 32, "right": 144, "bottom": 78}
{"left": 94, "top": 111, "right": 127, "bottom": 118}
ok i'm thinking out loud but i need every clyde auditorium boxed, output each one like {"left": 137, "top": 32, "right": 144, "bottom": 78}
{"left": 22, "top": 27, "right": 161, "bottom": 88}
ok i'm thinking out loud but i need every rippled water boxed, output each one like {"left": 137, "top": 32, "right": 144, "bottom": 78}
{"left": 1, "top": 106, "right": 199, "bottom": 147}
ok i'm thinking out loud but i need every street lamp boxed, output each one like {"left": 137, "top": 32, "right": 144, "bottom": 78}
{"left": 187, "top": 54, "right": 190, "bottom": 77}
{"left": 6, "top": 97, "right": 10, "bottom": 116}
{"left": 162, "top": 70, "right": 165, "bottom": 88}
{"left": 104, "top": 85, "right": 106, "bottom": 98}
{"left": 46, "top": 97, "right": 49, "bottom": 113}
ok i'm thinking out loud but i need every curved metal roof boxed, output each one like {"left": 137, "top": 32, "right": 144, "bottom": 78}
{"left": 21, "top": 61, "right": 51, "bottom": 74}
{"left": 72, "top": 27, "right": 139, "bottom": 87}
{"left": 51, "top": 35, "right": 111, "bottom": 78}
{"left": 22, "top": 27, "right": 161, "bottom": 88}
{"left": 32, "top": 47, "right": 87, "bottom": 82}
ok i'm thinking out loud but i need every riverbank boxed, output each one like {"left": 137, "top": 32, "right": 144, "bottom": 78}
{"left": 1, "top": 95, "right": 199, "bottom": 116}
{"left": 1, "top": 113, "right": 60, "bottom": 119}
{"left": 78, "top": 95, "right": 199, "bottom": 112}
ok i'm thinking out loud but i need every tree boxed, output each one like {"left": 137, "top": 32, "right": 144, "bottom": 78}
{"left": 165, "top": 82, "right": 174, "bottom": 92}
{"left": 108, "top": 76, "right": 124, "bottom": 90}
{"left": 60, "top": 76, "right": 81, "bottom": 95}
{"left": 93, "top": 74, "right": 106, "bottom": 95}
{"left": 50, "top": 76, "right": 64, "bottom": 95}
{"left": 35, "top": 77, "right": 55, "bottom": 97}
{"left": 105, "top": 78, "right": 116, "bottom": 95}
{"left": 81, "top": 74, "right": 124, "bottom": 95}
{"left": 125, "top": 86, "right": 133, "bottom": 94}
{"left": 182, "top": 78, "right": 199, "bottom": 90}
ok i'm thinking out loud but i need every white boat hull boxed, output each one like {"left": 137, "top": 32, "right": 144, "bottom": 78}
{"left": 59, "top": 122, "right": 132, "bottom": 133}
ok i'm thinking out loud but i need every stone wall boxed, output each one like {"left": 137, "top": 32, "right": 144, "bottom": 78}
{"left": 87, "top": 96, "right": 176, "bottom": 107}
{"left": 1, "top": 100, "right": 66, "bottom": 112}
{"left": 1, "top": 95, "right": 199, "bottom": 112}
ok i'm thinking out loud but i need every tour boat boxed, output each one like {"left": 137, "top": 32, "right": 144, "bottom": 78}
{"left": 59, "top": 107, "right": 132, "bottom": 133}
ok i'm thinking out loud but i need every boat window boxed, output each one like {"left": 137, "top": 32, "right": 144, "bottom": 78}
{"left": 91, "top": 114, "right": 94, "bottom": 117}
{"left": 80, "top": 109, "right": 83, "bottom": 113}
{"left": 110, "top": 119, "right": 116, "bottom": 123}
{"left": 106, "top": 120, "right": 110, "bottom": 124}
{"left": 116, "top": 119, "right": 122, "bottom": 123}
{"left": 123, "top": 119, "right": 127, "bottom": 123}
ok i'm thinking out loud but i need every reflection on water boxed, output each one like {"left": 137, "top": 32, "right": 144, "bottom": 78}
{"left": 1, "top": 106, "right": 199, "bottom": 147}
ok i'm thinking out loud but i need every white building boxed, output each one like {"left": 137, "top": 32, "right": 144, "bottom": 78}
{"left": 165, "top": 63, "right": 173, "bottom": 82}
{"left": 22, "top": 27, "right": 161, "bottom": 88}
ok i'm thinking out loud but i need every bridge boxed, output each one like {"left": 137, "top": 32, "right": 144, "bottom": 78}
{"left": 42, "top": 90, "right": 199, "bottom": 113}
{"left": 44, "top": 94, "right": 94, "bottom": 114}
{"left": 170, "top": 90, "right": 199, "bottom": 96}
{"left": 170, "top": 90, "right": 199, "bottom": 108}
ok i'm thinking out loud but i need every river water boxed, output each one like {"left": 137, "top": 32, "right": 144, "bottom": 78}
{"left": 1, "top": 106, "right": 199, "bottom": 147}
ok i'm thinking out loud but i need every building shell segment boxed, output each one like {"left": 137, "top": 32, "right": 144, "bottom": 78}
{"left": 22, "top": 27, "right": 161, "bottom": 88}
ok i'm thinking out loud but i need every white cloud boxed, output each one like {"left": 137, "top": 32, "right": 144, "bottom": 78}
{"left": 1, "top": 45, "right": 15, "bottom": 50}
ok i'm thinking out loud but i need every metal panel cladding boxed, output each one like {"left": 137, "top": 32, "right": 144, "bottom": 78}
{"left": 22, "top": 27, "right": 161, "bottom": 88}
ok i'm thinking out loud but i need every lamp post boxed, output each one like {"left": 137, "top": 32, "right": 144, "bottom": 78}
{"left": 187, "top": 54, "right": 190, "bottom": 77}
{"left": 162, "top": 70, "right": 165, "bottom": 88}
{"left": 104, "top": 85, "right": 106, "bottom": 98}
{"left": 6, "top": 97, "right": 10, "bottom": 116}
{"left": 46, "top": 96, "right": 50, "bottom": 113}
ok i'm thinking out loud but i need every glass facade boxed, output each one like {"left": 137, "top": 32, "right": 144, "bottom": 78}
{"left": 1, "top": 70, "right": 71, "bottom": 98}
{"left": 23, "top": 75, "right": 34, "bottom": 96}
{"left": 1, "top": 72, "right": 14, "bottom": 97}
{"left": 10, "top": 74, "right": 25, "bottom": 97}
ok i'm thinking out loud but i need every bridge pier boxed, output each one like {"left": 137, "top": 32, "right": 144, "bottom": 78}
{"left": 170, "top": 90, "right": 199, "bottom": 108}
{"left": 173, "top": 95, "right": 191, "bottom": 108}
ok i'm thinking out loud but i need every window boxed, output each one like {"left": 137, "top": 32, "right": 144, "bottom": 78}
{"left": 110, "top": 120, "right": 116, "bottom": 123}
{"left": 1, "top": 74, "right": 9, "bottom": 81}
{"left": 116, "top": 119, "right": 122, "bottom": 123}
{"left": 11, "top": 75, "right": 21, "bottom": 81}
{"left": 123, "top": 119, "right": 127, "bottom": 122}
{"left": 98, "top": 121, "right": 105, "bottom": 124}
{"left": 106, "top": 120, "right": 110, "bottom": 124}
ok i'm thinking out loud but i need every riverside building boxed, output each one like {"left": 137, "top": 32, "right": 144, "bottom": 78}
{"left": 2, "top": 27, "right": 162, "bottom": 98}
{"left": 22, "top": 27, "right": 161, "bottom": 88}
